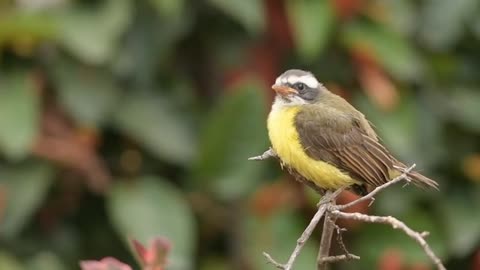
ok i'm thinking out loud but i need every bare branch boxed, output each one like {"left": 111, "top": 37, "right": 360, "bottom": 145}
{"left": 260, "top": 163, "right": 445, "bottom": 270}
{"left": 261, "top": 190, "right": 344, "bottom": 270}
{"left": 248, "top": 148, "right": 277, "bottom": 161}
{"left": 331, "top": 211, "right": 446, "bottom": 270}
{"left": 421, "top": 231, "right": 430, "bottom": 238}
{"left": 318, "top": 254, "right": 360, "bottom": 263}
{"left": 336, "top": 164, "right": 416, "bottom": 211}
{"left": 333, "top": 224, "right": 348, "bottom": 253}
{"left": 318, "top": 206, "right": 362, "bottom": 269}
{"left": 262, "top": 203, "right": 327, "bottom": 270}
{"left": 332, "top": 223, "right": 359, "bottom": 262}
{"left": 263, "top": 252, "right": 286, "bottom": 269}
{"left": 317, "top": 208, "right": 337, "bottom": 270}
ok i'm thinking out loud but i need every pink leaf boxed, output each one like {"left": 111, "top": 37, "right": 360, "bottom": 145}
{"left": 131, "top": 239, "right": 149, "bottom": 265}
{"left": 80, "top": 257, "right": 132, "bottom": 270}
{"left": 130, "top": 237, "right": 171, "bottom": 269}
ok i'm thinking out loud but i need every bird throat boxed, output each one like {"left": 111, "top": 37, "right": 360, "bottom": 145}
{"left": 267, "top": 105, "right": 358, "bottom": 190}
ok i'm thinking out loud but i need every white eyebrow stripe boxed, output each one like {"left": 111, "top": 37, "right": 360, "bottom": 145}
{"left": 286, "top": 75, "right": 299, "bottom": 85}
{"left": 275, "top": 73, "right": 320, "bottom": 88}
{"left": 288, "top": 75, "right": 319, "bottom": 88}
{"left": 275, "top": 77, "right": 281, "bottom": 85}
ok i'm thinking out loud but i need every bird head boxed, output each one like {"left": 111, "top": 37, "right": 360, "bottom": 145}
{"left": 272, "top": 69, "right": 322, "bottom": 107}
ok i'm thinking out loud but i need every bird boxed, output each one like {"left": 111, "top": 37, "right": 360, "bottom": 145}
{"left": 265, "top": 69, "right": 438, "bottom": 195}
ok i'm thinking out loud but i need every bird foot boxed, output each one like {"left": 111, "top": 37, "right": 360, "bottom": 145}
{"left": 316, "top": 188, "right": 344, "bottom": 207}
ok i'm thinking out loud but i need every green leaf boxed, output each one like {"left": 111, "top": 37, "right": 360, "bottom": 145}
{"left": 0, "top": 12, "right": 57, "bottom": 46}
{"left": 149, "top": 0, "right": 184, "bottom": 18}
{"left": 352, "top": 209, "right": 447, "bottom": 268}
{"left": 371, "top": 187, "right": 418, "bottom": 218}
{"left": 472, "top": 12, "right": 480, "bottom": 39}
{"left": 207, "top": 0, "right": 265, "bottom": 34}
{"left": 0, "top": 162, "right": 54, "bottom": 238}
{"left": 52, "top": 60, "right": 120, "bottom": 127}
{"left": 0, "top": 72, "right": 39, "bottom": 160}
{"left": 107, "top": 176, "right": 196, "bottom": 270}
{"left": 0, "top": 252, "right": 23, "bottom": 270}
{"left": 447, "top": 87, "right": 480, "bottom": 132}
{"left": 58, "top": 0, "right": 132, "bottom": 64}
{"left": 199, "top": 256, "right": 230, "bottom": 270}
{"left": 286, "top": 0, "right": 335, "bottom": 62}
{"left": 342, "top": 22, "right": 424, "bottom": 81}
{"left": 26, "top": 252, "right": 67, "bottom": 270}
{"left": 440, "top": 191, "right": 480, "bottom": 256}
{"left": 112, "top": 92, "right": 195, "bottom": 165}
{"left": 376, "top": 0, "right": 416, "bottom": 35}
{"left": 244, "top": 208, "right": 317, "bottom": 270}
{"left": 419, "top": 0, "right": 478, "bottom": 51}
{"left": 193, "top": 81, "right": 269, "bottom": 199}
{"left": 354, "top": 94, "right": 419, "bottom": 162}
{"left": 112, "top": 7, "right": 193, "bottom": 83}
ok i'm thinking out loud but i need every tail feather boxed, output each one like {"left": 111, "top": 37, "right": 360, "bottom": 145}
{"left": 394, "top": 161, "right": 439, "bottom": 190}
{"left": 407, "top": 171, "right": 439, "bottom": 190}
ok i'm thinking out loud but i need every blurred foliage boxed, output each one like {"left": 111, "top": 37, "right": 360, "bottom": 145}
{"left": 0, "top": 0, "right": 479, "bottom": 270}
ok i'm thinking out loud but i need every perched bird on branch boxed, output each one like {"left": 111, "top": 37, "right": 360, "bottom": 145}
{"left": 265, "top": 69, "right": 438, "bottom": 195}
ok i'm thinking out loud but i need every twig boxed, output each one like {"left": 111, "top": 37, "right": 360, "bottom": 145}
{"left": 317, "top": 254, "right": 360, "bottom": 263}
{"left": 324, "top": 222, "right": 360, "bottom": 263}
{"left": 252, "top": 150, "right": 443, "bottom": 270}
{"left": 248, "top": 148, "right": 277, "bottom": 161}
{"left": 263, "top": 252, "right": 286, "bottom": 269}
{"left": 331, "top": 211, "right": 446, "bottom": 270}
{"left": 336, "top": 164, "right": 416, "bottom": 211}
{"left": 333, "top": 224, "right": 348, "bottom": 254}
{"left": 317, "top": 203, "right": 362, "bottom": 269}
{"left": 317, "top": 206, "right": 337, "bottom": 270}
{"left": 262, "top": 190, "right": 343, "bottom": 270}
{"left": 263, "top": 203, "right": 328, "bottom": 270}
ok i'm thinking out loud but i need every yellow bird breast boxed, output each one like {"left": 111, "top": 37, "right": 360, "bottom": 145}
{"left": 267, "top": 106, "right": 357, "bottom": 190}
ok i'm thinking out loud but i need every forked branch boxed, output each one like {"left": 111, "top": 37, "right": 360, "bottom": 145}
{"left": 330, "top": 211, "right": 445, "bottom": 270}
{"left": 249, "top": 153, "right": 445, "bottom": 270}
{"left": 262, "top": 189, "right": 343, "bottom": 270}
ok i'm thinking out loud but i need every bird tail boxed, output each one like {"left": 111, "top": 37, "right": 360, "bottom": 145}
{"left": 396, "top": 162, "right": 439, "bottom": 190}
{"left": 408, "top": 171, "right": 439, "bottom": 190}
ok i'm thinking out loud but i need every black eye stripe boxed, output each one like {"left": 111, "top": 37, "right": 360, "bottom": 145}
{"left": 293, "top": 82, "right": 306, "bottom": 91}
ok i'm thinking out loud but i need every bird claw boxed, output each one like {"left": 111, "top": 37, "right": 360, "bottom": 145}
{"left": 317, "top": 188, "right": 344, "bottom": 207}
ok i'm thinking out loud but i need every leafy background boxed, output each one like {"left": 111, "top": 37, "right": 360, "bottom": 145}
{"left": 0, "top": 0, "right": 479, "bottom": 269}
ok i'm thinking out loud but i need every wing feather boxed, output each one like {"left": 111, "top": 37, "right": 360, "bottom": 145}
{"left": 295, "top": 108, "right": 395, "bottom": 187}
{"left": 339, "top": 148, "right": 381, "bottom": 185}
{"left": 347, "top": 148, "right": 386, "bottom": 186}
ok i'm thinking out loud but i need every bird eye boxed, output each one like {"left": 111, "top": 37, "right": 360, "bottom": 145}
{"left": 294, "top": 83, "right": 306, "bottom": 91}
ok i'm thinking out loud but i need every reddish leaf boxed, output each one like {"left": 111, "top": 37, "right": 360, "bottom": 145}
{"left": 409, "top": 262, "right": 431, "bottom": 270}
{"left": 462, "top": 154, "right": 480, "bottom": 183}
{"left": 131, "top": 239, "right": 149, "bottom": 264}
{"left": 358, "top": 65, "right": 399, "bottom": 111}
{"left": 336, "top": 190, "right": 370, "bottom": 229}
{"left": 130, "top": 237, "right": 171, "bottom": 270}
{"left": 378, "top": 249, "right": 403, "bottom": 270}
{"left": 265, "top": 0, "right": 294, "bottom": 50}
{"left": 0, "top": 186, "right": 5, "bottom": 225}
{"left": 80, "top": 257, "right": 132, "bottom": 270}
{"left": 352, "top": 43, "right": 399, "bottom": 112}
{"left": 473, "top": 250, "right": 480, "bottom": 270}
{"left": 333, "top": 0, "right": 364, "bottom": 19}
{"left": 249, "top": 179, "right": 298, "bottom": 218}
{"left": 31, "top": 105, "right": 110, "bottom": 193}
